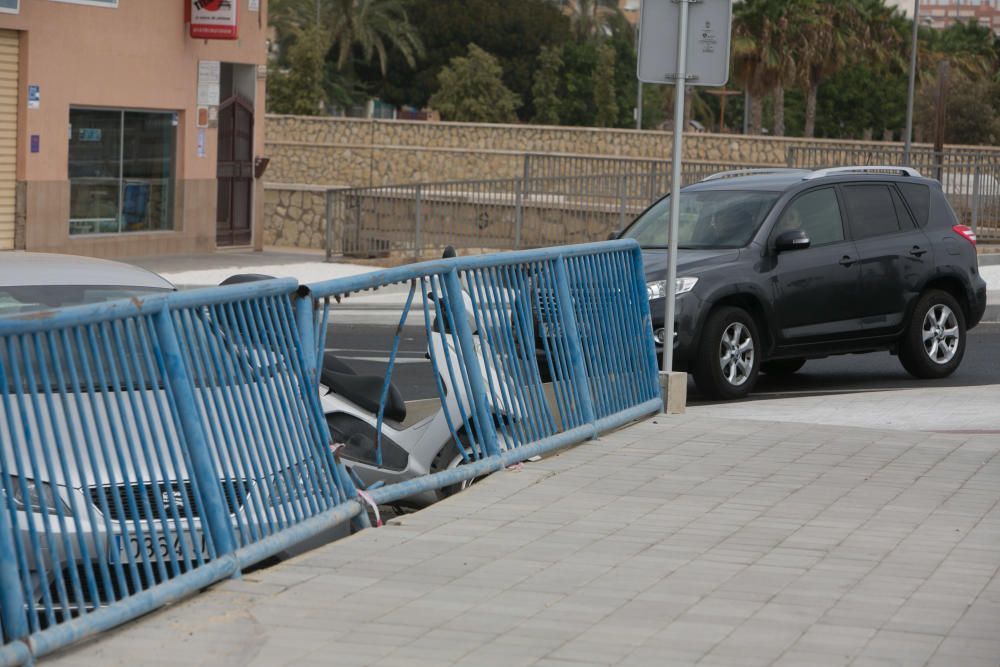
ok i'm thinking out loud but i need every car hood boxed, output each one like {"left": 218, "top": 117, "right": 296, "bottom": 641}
{"left": 640, "top": 248, "right": 741, "bottom": 281}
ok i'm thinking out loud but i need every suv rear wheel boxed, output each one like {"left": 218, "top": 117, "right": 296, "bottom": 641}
{"left": 899, "top": 289, "right": 966, "bottom": 379}
{"left": 693, "top": 306, "right": 760, "bottom": 400}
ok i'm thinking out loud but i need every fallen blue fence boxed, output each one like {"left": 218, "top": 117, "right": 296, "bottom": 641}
{"left": 0, "top": 240, "right": 660, "bottom": 664}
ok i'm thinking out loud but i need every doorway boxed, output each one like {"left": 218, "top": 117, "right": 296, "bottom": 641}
{"left": 215, "top": 63, "right": 256, "bottom": 247}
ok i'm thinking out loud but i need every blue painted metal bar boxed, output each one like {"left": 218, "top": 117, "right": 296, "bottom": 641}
{"left": 368, "top": 397, "right": 662, "bottom": 507}
{"left": 296, "top": 293, "right": 318, "bottom": 387}
{"left": 151, "top": 307, "right": 237, "bottom": 558}
{"left": 375, "top": 281, "right": 416, "bottom": 467}
{"left": 443, "top": 269, "right": 500, "bottom": 458}
{"left": 631, "top": 245, "right": 662, "bottom": 399}
{"left": 552, "top": 257, "right": 597, "bottom": 437}
{"left": 0, "top": 641, "right": 29, "bottom": 667}
{"left": 27, "top": 556, "right": 239, "bottom": 661}
{"left": 307, "top": 240, "right": 641, "bottom": 299}
{"left": 0, "top": 466, "right": 29, "bottom": 644}
{"left": 0, "top": 279, "right": 299, "bottom": 336}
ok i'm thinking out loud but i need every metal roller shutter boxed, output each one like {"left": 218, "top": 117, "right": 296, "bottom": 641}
{"left": 0, "top": 30, "right": 18, "bottom": 250}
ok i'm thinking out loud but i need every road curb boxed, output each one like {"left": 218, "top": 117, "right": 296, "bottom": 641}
{"left": 984, "top": 304, "right": 1000, "bottom": 323}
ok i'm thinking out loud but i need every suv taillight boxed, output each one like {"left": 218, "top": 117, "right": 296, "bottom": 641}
{"left": 953, "top": 224, "right": 977, "bottom": 246}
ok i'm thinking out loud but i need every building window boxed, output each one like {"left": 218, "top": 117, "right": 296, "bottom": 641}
{"left": 69, "top": 108, "right": 176, "bottom": 236}
{"left": 0, "top": 0, "right": 18, "bottom": 14}
{"left": 49, "top": 0, "right": 118, "bottom": 7}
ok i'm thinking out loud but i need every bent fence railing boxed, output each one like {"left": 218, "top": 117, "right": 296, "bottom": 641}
{"left": 323, "top": 149, "right": 1000, "bottom": 259}
{"left": 0, "top": 240, "right": 661, "bottom": 664}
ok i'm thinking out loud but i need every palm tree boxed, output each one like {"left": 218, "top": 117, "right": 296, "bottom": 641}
{"left": 731, "top": 0, "right": 787, "bottom": 135}
{"left": 794, "top": 0, "right": 903, "bottom": 138}
{"left": 548, "top": 0, "right": 621, "bottom": 40}
{"left": 270, "top": 0, "right": 424, "bottom": 75}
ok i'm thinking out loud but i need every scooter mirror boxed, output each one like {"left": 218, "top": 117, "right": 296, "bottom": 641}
{"left": 442, "top": 246, "right": 457, "bottom": 259}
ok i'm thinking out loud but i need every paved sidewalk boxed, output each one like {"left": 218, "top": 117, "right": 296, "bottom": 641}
{"left": 50, "top": 410, "right": 1000, "bottom": 666}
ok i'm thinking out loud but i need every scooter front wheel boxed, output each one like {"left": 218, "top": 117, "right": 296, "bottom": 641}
{"left": 431, "top": 438, "right": 482, "bottom": 499}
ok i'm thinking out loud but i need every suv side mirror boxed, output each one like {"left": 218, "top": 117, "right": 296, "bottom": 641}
{"left": 774, "top": 229, "right": 811, "bottom": 252}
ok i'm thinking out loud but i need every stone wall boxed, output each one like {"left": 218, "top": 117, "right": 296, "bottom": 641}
{"left": 264, "top": 115, "right": 1000, "bottom": 189}
{"left": 263, "top": 185, "right": 328, "bottom": 249}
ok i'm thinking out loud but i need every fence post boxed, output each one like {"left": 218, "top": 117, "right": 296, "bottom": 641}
{"left": 414, "top": 184, "right": 422, "bottom": 259}
{"left": 152, "top": 306, "right": 238, "bottom": 559}
{"left": 442, "top": 269, "right": 500, "bottom": 458}
{"left": 295, "top": 292, "right": 318, "bottom": 388}
{"left": 0, "top": 496, "right": 29, "bottom": 644}
{"left": 324, "top": 189, "right": 334, "bottom": 263}
{"left": 617, "top": 173, "right": 627, "bottom": 231}
{"left": 972, "top": 165, "right": 981, "bottom": 235}
{"left": 552, "top": 257, "right": 597, "bottom": 436}
{"left": 514, "top": 178, "right": 524, "bottom": 251}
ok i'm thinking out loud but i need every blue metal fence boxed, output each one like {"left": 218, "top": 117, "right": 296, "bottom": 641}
{"left": 0, "top": 240, "right": 660, "bottom": 664}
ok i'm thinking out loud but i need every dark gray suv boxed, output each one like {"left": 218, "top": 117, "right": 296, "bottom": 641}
{"left": 620, "top": 166, "right": 988, "bottom": 399}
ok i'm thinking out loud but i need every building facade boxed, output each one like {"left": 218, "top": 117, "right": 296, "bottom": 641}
{"left": 920, "top": 0, "right": 1000, "bottom": 32}
{"left": 0, "top": 0, "right": 268, "bottom": 258}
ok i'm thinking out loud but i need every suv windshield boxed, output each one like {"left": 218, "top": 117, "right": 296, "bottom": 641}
{"left": 623, "top": 190, "right": 780, "bottom": 249}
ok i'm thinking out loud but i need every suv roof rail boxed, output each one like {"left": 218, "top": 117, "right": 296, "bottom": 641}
{"left": 701, "top": 168, "right": 810, "bottom": 182}
{"left": 804, "top": 166, "right": 923, "bottom": 180}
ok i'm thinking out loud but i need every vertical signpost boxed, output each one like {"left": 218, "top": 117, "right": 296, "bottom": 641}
{"left": 637, "top": 0, "right": 731, "bottom": 410}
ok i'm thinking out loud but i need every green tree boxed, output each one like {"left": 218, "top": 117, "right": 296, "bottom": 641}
{"left": 532, "top": 46, "right": 563, "bottom": 125}
{"left": 267, "top": 24, "right": 332, "bottom": 115}
{"left": 269, "top": 0, "right": 424, "bottom": 76}
{"left": 356, "top": 0, "right": 571, "bottom": 120}
{"left": 428, "top": 44, "right": 522, "bottom": 122}
{"left": 593, "top": 43, "right": 618, "bottom": 127}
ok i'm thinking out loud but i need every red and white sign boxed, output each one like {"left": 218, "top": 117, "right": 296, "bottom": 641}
{"left": 190, "top": 0, "right": 238, "bottom": 40}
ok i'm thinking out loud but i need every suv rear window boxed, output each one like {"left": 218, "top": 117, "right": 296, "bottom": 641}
{"left": 843, "top": 184, "right": 902, "bottom": 240}
{"left": 897, "top": 183, "right": 930, "bottom": 227}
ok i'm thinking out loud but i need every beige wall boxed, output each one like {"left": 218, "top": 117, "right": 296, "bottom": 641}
{"left": 0, "top": 0, "right": 269, "bottom": 257}
{"left": 264, "top": 115, "right": 1000, "bottom": 189}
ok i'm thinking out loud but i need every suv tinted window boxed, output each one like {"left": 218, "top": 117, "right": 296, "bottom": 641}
{"left": 843, "top": 184, "right": 902, "bottom": 240}
{"left": 889, "top": 187, "right": 917, "bottom": 229}
{"left": 897, "top": 182, "right": 930, "bottom": 227}
{"left": 774, "top": 187, "right": 845, "bottom": 246}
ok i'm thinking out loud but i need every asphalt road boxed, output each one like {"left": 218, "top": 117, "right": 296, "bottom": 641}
{"left": 323, "top": 322, "right": 1000, "bottom": 404}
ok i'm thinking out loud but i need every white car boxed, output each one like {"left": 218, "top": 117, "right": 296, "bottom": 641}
{"left": 1, "top": 253, "right": 340, "bottom": 623}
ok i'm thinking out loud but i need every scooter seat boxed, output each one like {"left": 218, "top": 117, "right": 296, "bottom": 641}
{"left": 323, "top": 370, "right": 407, "bottom": 423}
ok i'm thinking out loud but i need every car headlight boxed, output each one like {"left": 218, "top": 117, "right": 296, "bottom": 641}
{"left": 2, "top": 476, "right": 72, "bottom": 515}
{"left": 646, "top": 277, "right": 698, "bottom": 300}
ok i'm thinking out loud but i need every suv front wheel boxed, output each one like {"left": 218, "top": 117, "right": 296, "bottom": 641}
{"left": 693, "top": 306, "right": 761, "bottom": 400}
{"left": 899, "top": 289, "right": 967, "bottom": 379}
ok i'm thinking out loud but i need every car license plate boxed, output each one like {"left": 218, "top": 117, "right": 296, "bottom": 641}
{"left": 110, "top": 531, "right": 208, "bottom": 565}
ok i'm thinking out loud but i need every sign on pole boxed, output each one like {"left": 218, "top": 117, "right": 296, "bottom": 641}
{"left": 637, "top": 0, "right": 732, "bottom": 88}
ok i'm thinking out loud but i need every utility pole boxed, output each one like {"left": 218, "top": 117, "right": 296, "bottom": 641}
{"left": 903, "top": 0, "right": 920, "bottom": 165}
{"left": 934, "top": 59, "right": 949, "bottom": 181}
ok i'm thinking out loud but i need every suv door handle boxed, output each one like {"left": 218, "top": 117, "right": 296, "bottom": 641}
{"left": 839, "top": 255, "right": 856, "bottom": 267}
{"left": 909, "top": 246, "right": 928, "bottom": 257}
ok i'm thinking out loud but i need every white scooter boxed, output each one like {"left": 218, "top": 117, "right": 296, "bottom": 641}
{"left": 221, "top": 251, "right": 516, "bottom": 509}
{"left": 318, "top": 252, "right": 514, "bottom": 508}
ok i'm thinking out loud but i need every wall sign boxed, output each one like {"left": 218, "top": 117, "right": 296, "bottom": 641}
{"left": 30, "top": 135, "right": 39, "bottom": 153}
{"left": 27, "top": 85, "right": 39, "bottom": 110}
{"left": 190, "top": 0, "right": 238, "bottom": 40}
{"left": 197, "top": 61, "right": 221, "bottom": 107}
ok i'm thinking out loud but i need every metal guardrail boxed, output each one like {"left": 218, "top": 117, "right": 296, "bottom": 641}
{"left": 324, "top": 156, "right": 750, "bottom": 259}
{"left": 0, "top": 279, "right": 363, "bottom": 665}
{"left": 321, "top": 149, "right": 1000, "bottom": 257}
{"left": 0, "top": 240, "right": 662, "bottom": 663}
